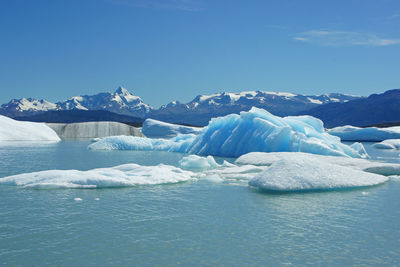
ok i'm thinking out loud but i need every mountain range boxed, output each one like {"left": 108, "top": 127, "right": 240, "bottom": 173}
{"left": 0, "top": 86, "right": 361, "bottom": 126}
{"left": 300, "top": 89, "right": 400, "bottom": 128}
{"left": 1, "top": 86, "right": 399, "bottom": 127}
{"left": 0, "top": 87, "right": 151, "bottom": 118}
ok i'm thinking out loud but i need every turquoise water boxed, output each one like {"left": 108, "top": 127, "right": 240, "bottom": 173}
{"left": 1, "top": 142, "right": 399, "bottom": 266}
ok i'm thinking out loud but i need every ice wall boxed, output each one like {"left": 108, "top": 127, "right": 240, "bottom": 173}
{"left": 47, "top": 121, "right": 144, "bottom": 139}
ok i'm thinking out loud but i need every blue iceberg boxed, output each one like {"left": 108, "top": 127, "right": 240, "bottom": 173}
{"left": 89, "top": 108, "right": 365, "bottom": 158}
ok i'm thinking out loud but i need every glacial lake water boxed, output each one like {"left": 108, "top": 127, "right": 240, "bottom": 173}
{"left": 0, "top": 141, "right": 399, "bottom": 266}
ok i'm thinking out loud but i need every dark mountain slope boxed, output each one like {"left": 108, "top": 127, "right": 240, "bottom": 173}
{"left": 300, "top": 89, "right": 400, "bottom": 128}
{"left": 13, "top": 110, "right": 143, "bottom": 127}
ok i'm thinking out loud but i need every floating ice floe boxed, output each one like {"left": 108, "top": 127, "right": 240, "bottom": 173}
{"left": 248, "top": 156, "right": 388, "bottom": 192}
{"left": 235, "top": 152, "right": 400, "bottom": 176}
{"left": 373, "top": 139, "right": 400, "bottom": 150}
{"left": 142, "top": 119, "right": 202, "bottom": 138}
{"left": 2, "top": 152, "right": 398, "bottom": 192}
{"left": 89, "top": 108, "right": 365, "bottom": 158}
{"left": 179, "top": 155, "right": 219, "bottom": 171}
{"left": 328, "top": 125, "right": 400, "bottom": 141}
{"left": 0, "top": 115, "right": 60, "bottom": 141}
{"left": 0, "top": 164, "right": 195, "bottom": 189}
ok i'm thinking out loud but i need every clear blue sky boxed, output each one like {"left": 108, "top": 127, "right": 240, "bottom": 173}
{"left": 1, "top": 0, "right": 399, "bottom": 107}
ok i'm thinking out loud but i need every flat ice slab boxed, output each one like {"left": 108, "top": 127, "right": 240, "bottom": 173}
{"left": 373, "top": 139, "right": 400, "bottom": 150}
{"left": 89, "top": 108, "right": 364, "bottom": 158}
{"left": 236, "top": 152, "right": 400, "bottom": 176}
{"left": 0, "top": 115, "right": 60, "bottom": 141}
{"left": 0, "top": 164, "right": 194, "bottom": 188}
{"left": 142, "top": 119, "right": 202, "bottom": 138}
{"left": 328, "top": 125, "right": 400, "bottom": 141}
{"left": 248, "top": 156, "right": 388, "bottom": 192}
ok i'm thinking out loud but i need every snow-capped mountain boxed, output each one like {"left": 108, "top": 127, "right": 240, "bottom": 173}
{"left": 0, "top": 87, "right": 361, "bottom": 126}
{"left": 58, "top": 86, "right": 152, "bottom": 117}
{"left": 149, "top": 91, "right": 361, "bottom": 126}
{"left": 0, "top": 98, "right": 59, "bottom": 117}
{"left": 0, "top": 87, "right": 152, "bottom": 118}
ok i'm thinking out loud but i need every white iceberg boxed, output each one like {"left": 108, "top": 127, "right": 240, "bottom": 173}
{"left": 89, "top": 108, "right": 364, "bottom": 158}
{"left": 142, "top": 119, "right": 202, "bottom": 138}
{"left": 373, "top": 139, "right": 400, "bottom": 150}
{"left": 1, "top": 152, "right": 397, "bottom": 191}
{"left": 0, "top": 164, "right": 195, "bottom": 189}
{"left": 0, "top": 115, "right": 60, "bottom": 141}
{"left": 235, "top": 152, "right": 400, "bottom": 176}
{"left": 248, "top": 156, "right": 388, "bottom": 192}
{"left": 328, "top": 125, "right": 400, "bottom": 141}
{"left": 47, "top": 121, "right": 144, "bottom": 139}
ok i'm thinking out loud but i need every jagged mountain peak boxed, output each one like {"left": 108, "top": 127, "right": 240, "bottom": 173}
{"left": 114, "top": 86, "right": 130, "bottom": 96}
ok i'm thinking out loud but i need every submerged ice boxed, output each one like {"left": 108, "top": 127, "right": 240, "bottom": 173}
{"left": 89, "top": 108, "right": 364, "bottom": 158}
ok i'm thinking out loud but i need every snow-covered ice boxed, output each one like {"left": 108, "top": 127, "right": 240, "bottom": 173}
{"left": 142, "top": 119, "right": 202, "bottom": 138}
{"left": 328, "top": 125, "right": 400, "bottom": 141}
{"left": 0, "top": 164, "right": 195, "bottom": 188}
{"left": 373, "top": 139, "right": 400, "bottom": 150}
{"left": 0, "top": 115, "right": 60, "bottom": 141}
{"left": 89, "top": 108, "right": 364, "bottom": 158}
{"left": 248, "top": 156, "right": 388, "bottom": 192}
{"left": 1, "top": 151, "right": 397, "bottom": 191}
{"left": 235, "top": 152, "right": 400, "bottom": 176}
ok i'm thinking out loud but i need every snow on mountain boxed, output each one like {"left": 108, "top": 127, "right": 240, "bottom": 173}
{"left": 0, "top": 98, "right": 58, "bottom": 117}
{"left": 58, "top": 86, "right": 153, "bottom": 117}
{"left": 150, "top": 91, "right": 361, "bottom": 126}
{"left": 0, "top": 87, "right": 360, "bottom": 125}
{"left": 0, "top": 87, "right": 153, "bottom": 118}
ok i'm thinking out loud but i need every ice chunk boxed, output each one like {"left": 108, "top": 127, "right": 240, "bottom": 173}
{"left": 350, "top": 142, "right": 369, "bottom": 158}
{"left": 89, "top": 134, "right": 196, "bottom": 151}
{"left": 89, "top": 108, "right": 363, "bottom": 158}
{"left": 142, "top": 119, "right": 202, "bottom": 138}
{"left": 47, "top": 121, "right": 144, "bottom": 139}
{"left": 1, "top": 152, "right": 395, "bottom": 193}
{"left": 0, "top": 115, "right": 60, "bottom": 141}
{"left": 235, "top": 152, "right": 400, "bottom": 176}
{"left": 0, "top": 164, "right": 195, "bottom": 189}
{"left": 248, "top": 157, "right": 388, "bottom": 192}
{"left": 179, "top": 155, "right": 219, "bottom": 171}
{"left": 328, "top": 125, "right": 400, "bottom": 141}
{"left": 373, "top": 139, "right": 400, "bottom": 150}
